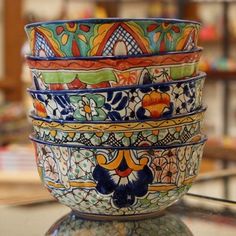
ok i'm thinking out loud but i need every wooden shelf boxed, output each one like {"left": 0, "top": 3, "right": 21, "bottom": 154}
{"left": 200, "top": 38, "right": 236, "bottom": 45}
{"left": 2, "top": 0, "right": 24, "bottom": 102}
{"left": 204, "top": 138, "right": 236, "bottom": 162}
{"left": 206, "top": 70, "right": 236, "bottom": 79}
{"left": 0, "top": 80, "right": 15, "bottom": 90}
{"left": 199, "top": 39, "right": 222, "bottom": 44}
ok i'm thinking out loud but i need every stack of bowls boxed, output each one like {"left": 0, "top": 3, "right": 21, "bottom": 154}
{"left": 25, "top": 18, "right": 207, "bottom": 220}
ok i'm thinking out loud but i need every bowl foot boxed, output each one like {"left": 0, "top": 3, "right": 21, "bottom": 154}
{"left": 71, "top": 209, "right": 165, "bottom": 221}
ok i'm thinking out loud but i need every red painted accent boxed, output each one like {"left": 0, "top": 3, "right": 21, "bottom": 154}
{"left": 147, "top": 23, "right": 158, "bottom": 32}
{"left": 79, "top": 24, "right": 90, "bottom": 32}
{"left": 171, "top": 25, "right": 180, "bottom": 33}
{"left": 115, "top": 168, "right": 132, "bottom": 177}
{"left": 67, "top": 77, "right": 86, "bottom": 89}
{"left": 34, "top": 100, "right": 46, "bottom": 113}
{"left": 49, "top": 84, "right": 65, "bottom": 90}
{"left": 139, "top": 142, "right": 151, "bottom": 147}
{"left": 90, "top": 81, "right": 111, "bottom": 89}
{"left": 164, "top": 22, "right": 170, "bottom": 27}
{"left": 26, "top": 50, "right": 201, "bottom": 70}
{"left": 56, "top": 26, "right": 64, "bottom": 35}
{"left": 71, "top": 39, "right": 81, "bottom": 56}
{"left": 96, "top": 22, "right": 149, "bottom": 55}
{"left": 160, "top": 39, "right": 166, "bottom": 52}
{"left": 68, "top": 22, "right": 75, "bottom": 28}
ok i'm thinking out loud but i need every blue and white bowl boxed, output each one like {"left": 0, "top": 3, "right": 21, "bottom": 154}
{"left": 28, "top": 72, "right": 205, "bottom": 122}
{"left": 31, "top": 135, "right": 207, "bottom": 220}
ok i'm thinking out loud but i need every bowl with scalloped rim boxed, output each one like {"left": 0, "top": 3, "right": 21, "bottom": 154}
{"left": 26, "top": 48, "right": 202, "bottom": 90}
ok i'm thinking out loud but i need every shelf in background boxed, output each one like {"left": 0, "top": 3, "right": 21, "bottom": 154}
{"left": 200, "top": 38, "right": 236, "bottom": 45}
{"left": 0, "top": 80, "right": 14, "bottom": 90}
{"left": 204, "top": 137, "right": 236, "bottom": 162}
{"left": 206, "top": 70, "right": 236, "bottom": 79}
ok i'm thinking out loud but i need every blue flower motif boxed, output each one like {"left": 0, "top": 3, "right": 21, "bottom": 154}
{"left": 92, "top": 150, "right": 153, "bottom": 208}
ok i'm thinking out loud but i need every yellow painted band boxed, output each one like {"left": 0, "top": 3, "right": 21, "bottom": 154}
{"left": 46, "top": 176, "right": 196, "bottom": 190}
{"left": 32, "top": 111, "right": 204, "bottom": 132}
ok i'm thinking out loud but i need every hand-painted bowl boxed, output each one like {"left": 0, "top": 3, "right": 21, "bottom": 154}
{"left": 46, "top": 212, "right": 193, "bottom": 235}
{"left": 31, "top": 135, "right": 207, "bottom": 220}
{"left": 26, "top": 49, "right": 202, "bottom": 90}
{"left": 28, "top": 72, "right": 205, "bottom": 122}
{"left": 25, "top": 18, "right": 201, "bottom": 57}
{"left": 31, "top": 108, "right": 205, "bottom": 147}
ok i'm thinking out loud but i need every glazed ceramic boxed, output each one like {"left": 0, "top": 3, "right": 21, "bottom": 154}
{"left": 31, "top": 108, "right": 205, "bottom": 147}
{"left": 25, "top": 18, "right": 201, "bottom": 57}
{"left": 46, "top": 212, "right": 193, "bottom": 235}
{"left": 29, "top": 62, "right": 199, "bottom": 90}
{"left": 31, "top": 136, "right": 206, "bottom": 218}
{"left": 26, "top": 49, "right": 202, "bottom": 90}
{"left": 28, "top": 72, "right": 205, "bottom": 122}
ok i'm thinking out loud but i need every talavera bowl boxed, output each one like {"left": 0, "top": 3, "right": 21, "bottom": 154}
{"left": 26, "top": 49, "right": 202, "bottom": 90}
{"left": 25, "top": 18, "right": 201, "bottom": 57}
{"left": 28, "top": 72, "right": 205, "bottom": 122}
{"left": 31, "top": 108, "right": 205, "bottom": 147}
{"left": 46, "top": 212, "right": 193, "bottom": 235}
{"left": 31, "top": 136, "right": 206, "bottom": 220}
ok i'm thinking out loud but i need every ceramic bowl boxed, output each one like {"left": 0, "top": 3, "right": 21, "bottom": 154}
{"left": 46, "top": 212, "right": 193, "bottom": 235}
{"left": 28, "top": 72, "right": 205, "bottom": 122}
{"left": 26, "top": 49, "right": 202, "bottom": 90}
{"left": 31, "top": 135, "right": 207, "bottom": 219}
{"left": 25, "top": 18, "right": 201, "bottom": 57}
{"left": 31, "top": 108, "right": 205, "bottom": 147}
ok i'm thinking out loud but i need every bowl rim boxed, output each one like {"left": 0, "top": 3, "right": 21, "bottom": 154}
{"left": 25, "top": 47, "right": 203, "bottom": 61}
{"left": 30, "top": 60, "right": 199, "bottom": 73}
{"left": 29, "top": 106, "right": 207, "bottom": 125}
{"left": 25, "top": 17, "right": 201, "bottom": 30}
{"left": 29, "top": 134, "right": 207, "bottom": 150}
{"left": 28, "top": 71, "right": 206, "bottom": 95}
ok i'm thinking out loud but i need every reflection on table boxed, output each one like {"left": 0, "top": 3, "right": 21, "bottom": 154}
{"left": 0, "top": 193, "right": 236, "bottom": 236}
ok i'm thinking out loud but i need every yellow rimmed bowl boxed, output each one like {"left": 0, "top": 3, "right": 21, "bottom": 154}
{"left": 31, "top": 107, "right": 206, "bottom": 147}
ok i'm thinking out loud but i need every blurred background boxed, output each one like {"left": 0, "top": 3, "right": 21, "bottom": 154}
{"left": 0, "top": 0, "right": 236, "bottom": 206}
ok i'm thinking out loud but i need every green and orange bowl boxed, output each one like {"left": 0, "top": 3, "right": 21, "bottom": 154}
{"left": 26, "top": 48, "right": 202, "bottom": 90}
{"left": 25, "top": 18, "right": 201, "bottom": 57}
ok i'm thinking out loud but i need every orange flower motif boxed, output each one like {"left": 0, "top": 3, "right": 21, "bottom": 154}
{"left": 115, "top": 71, "right": 138, "bottom": 86}
{"left": 142, "top": 91, "right": 170, "bottom": 118}
{"left": 33, "top": 99, "right": 47, "bottom": 118}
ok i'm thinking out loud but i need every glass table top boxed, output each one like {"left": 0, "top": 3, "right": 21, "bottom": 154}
{"left": 0, "top": 189, "right": 236, "bottom": 236}
{"left": 189, "top": 168, "right": 236, "bottom": 202}
{"left": 0, "top": 168, "right": 235, "bottom": 236}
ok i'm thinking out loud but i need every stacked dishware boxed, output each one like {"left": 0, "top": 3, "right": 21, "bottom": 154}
{"left": 25, "top": 18, "right": 207, "bottom": 220}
